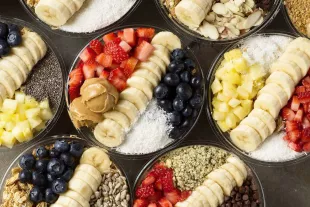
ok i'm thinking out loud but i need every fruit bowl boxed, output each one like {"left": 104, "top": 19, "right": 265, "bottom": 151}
{"left": 0, "top": 16, "right": 65, "bottom": 151}
{"left": 133, "top": 141, "right": 265, "bottom": 207}
{"left": 65, "top": 25, "right": 205, "bottom": 159}
{"left": 0, "top": 135, "right": 132, "bottom": 206}
{"left": 206, "top": 32, "right": 310, "bottom": 166}
{"left": 154, "top": 0, "right": 282, "bottom": 44}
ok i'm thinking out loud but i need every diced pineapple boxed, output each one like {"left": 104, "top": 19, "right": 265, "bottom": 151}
{"left": 233, "top": 106, "right": 248, "bottom": 120}
{"left": 241, "top": 75, "right": 254, "bottom": 93}
{"left": 25, "top": 96, "right": 39, "bottom": 108}
{"left": 226, "top": 113, "right": 239, "bottom": 129}
{"left": 0, "top": 121, "right": 5, "bottom": 128}
{"left": 0, "top": 113, "right": 12, "bottom": 122}
{"left": 5, "top": 121, "right": 15, "bottom": 132}
{"left": 1, "top": 131, "right": 16, "bottom": 148}
{"left": 40, "top": 109, "right": 53, "bottom": 121}
{"left": 17, "top": 104, "right": 27, "bottom": 120}
{"left": 211, "top": 78, "right": 223, "bottom": 94}
{"left": 25, "top": 108, "right": 41, "bottom": 119}
{"left": 23, "top": 128, "right": 33, "bottom": 141}
{"left": 217, "top": 120, "right": 230, "bottom": 132}
{"left": 233, "top": 58, "right": 248, "bottom": 74}
{"left": 39, "top": 99, "right": 50, "bottom": 109}
{"left": 213, "top": 110, "right": 227, "bottom": 121}
{"left": 218, "top": 102, "right": 231, "bottom": 113}
{"left": 15, "top": 121, "right": 33, "bottom": 142}
{"left": 2, "top": 99, "right": 18, "bottom": 114}
{"left": 12, "top": 126, "right": 25, "bottom": 143}
{"left": 215, "top": 66, "right": 227, "bottom": 80}
{"left": 224, "top": 49, "right": 242, "bottom": 61}
{"left": 228, "top": 98, "right": 241, "bottom": 108}
{"left": 222, "top": 71, "right": 241, "bottom": 85}
{"left": 217, "top": 93, "right": 231, "bottom": 102}
{"left": 249, "top": 64, "right": 266, "bottom": 80}
{"left": 35, "top": 122, "right": 46, "bottom": 132}
{"left": 28, "top": 117, "right": 43, "bottom": 129}
{"left": 241, "top": 100, "right": 253, "bottom": 113}
{"left": 212, "top": 99, "right": 221, "bottom": 110}
{"left": 15, "top": 91, "right": 26, "bottom": 104}
{"left": 223, "top": 82, "right": 238, "bottom": 98}
{"left": 237, "top": 86, "right": 250, "bottom": 99}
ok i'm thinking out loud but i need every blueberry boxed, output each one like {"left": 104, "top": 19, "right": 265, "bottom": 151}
{"left": 19, "top": 154, "right": 36, "bottom": 170}
{"left": 180, "top": 71, "right": 191, "bottom": 83}
{"left": 35, "top": 159, "right": 49, "bottom": 173}
{"left": 0, "top": 38, "right": 10, "bottom": 56}
{"left": 164, "top": 73, "right": 180, "bottom": 87}
{"left": 170, "top": 111, "right": 182, "bottom": 126}
{"left": 173, "top": 98, "right": 186, "bottom": 112}
{"left": 171, "top": 49, "right": 186, "bottom": 61}
{"left": 60, "top": 153, "right": 76, "bottom": 167}
{"left": 45, "top": 188, "right": 59, "bottom": 204}
{"left": 0, "top": 23, "right": 8, "bottom": 38}
{"left": 154, "top": 83, "right": 169, "bottom": 99}
{"left": 61, "top": 168, "right": 74, "bottom": 182}
{"left": 36, "top": 146, "right": 49, "bottom": 158}
{"left": 190, "top": 94, "right": 203, "bottom": 109}
{"left": 168, "top": 61, "right": 185, "bottom": 73}
{"left": 69, "top": 141, "right": 84, "bottom": 157}
{"left": 19, "top": 169, "right": 32, "bottom": 183}
{"left": 47, "top": 158, "right": 65, "bottom": 176}
{"left": 175, "top": 62, "right": 185, "bottom": 73}
{"left": 176, "top": 83, "right": 193, "bottom": 101}
{"left": 49, "top": 148, "right": 60, "bottom": 158}
{"left": 190, "top": 75, "right": 202, "bottom": 88}
{"left": 182, "top": 105, "right": 193, "bottom": 117}
{"left": 32, "top": 171, "right": 46, "bottom": 187}
{"left": 30, "top": 186, "right": 44, "bottom": 203}
{"left": 51, "top": 179, "right": 68, "bottom": 194}
{"left": 47, "top": 173, "right": 56, "bottom": 183}
{"left": 181, "top": 119, "right": 191, "bottom": 128}
{"left": 7, "top": 30, "right": 22, "bottom": 47}
{"left": 158, "top": 99, "right": 173, "bottom": 112}
{"left": 54, "top": 140, "right": 70, "bottom": 153}
{"left": 184, "top": 58, "right": 196, "bottom": 70}
{"left": 8, "top": 24, "right": 19, "bottom": 33}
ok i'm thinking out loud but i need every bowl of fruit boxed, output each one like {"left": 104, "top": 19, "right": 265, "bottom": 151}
{"left": 0, "top": 135, "right": 132, "bottom": 207}
{"left": 0, "top": 16, "right": 65, "bottom": 150}
{"left": 206, "top": 32, "right": 310, "bottom": 166}
{"left": 66, "top": 25, "right": 205, "bottom": 158}
{"left": 133, "top": 142, "right": 265, "bottom": 207}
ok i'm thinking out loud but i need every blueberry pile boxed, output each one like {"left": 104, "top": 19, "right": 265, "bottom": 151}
{"left": 154, "top": 48, "right": 203, "bottom": 130}
{"left": 18, "top": 140, "right": 84, "bottom": 204}
{"left": 0, "top": 22, "right": 22, "bottom": 56}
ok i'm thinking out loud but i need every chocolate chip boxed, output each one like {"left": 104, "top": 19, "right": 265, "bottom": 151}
{"left": 233, "top": 204, "right": 238, "bottom": 207}
{"left": 245, "top": 200, "right": 251, "bottom": 205}
{"left": 226, "top": 203, "right": 232, "bottom": 207}
{"left": 236, "top": 193, "right": 242, "bottom": 201}
{"left": 242, "top": 194, "right": 249, "bottom": 201}
{"left": 225, "top": 196, "right": 231, "bottom": 202}
{"left": 239, "top": 186, "right": 245, "bottom": 194}
{"left": 251, "top": 201, "right": 258, "bottom": 207}
{"left": 253, "top": 192, "right": 259, "bottom": 200}
{"left": 231, "top": 190, "right": 237, "bottom": 197}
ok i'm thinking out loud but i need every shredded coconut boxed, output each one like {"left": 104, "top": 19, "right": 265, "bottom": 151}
{"left": 249, "top": 132, "right": 303, "bottom": 162}
{"left": 116, "top": 100, "right": 174, "bottom": 154}
{"left": 60, "top": 0, "right": 137, "bottom": 33}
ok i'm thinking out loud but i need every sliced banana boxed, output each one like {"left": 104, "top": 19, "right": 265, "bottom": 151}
{"left": 75, "top": 164, "right": 102, "bottom": 184}
{"left": 248, "top": 108, "right": 276, "bottom": 135}
{"left": 127, "top": 76, "right": 154, "bottom": 100}
{"left": 50, "top": 204, "right": 64, "bottom": 207}
{"left": 254, "top": 93, "right": 282, "bottom": 119}
{"left": 72, "top": 170, "right": 100, "bottom": 192}
{"left": 266, "top": 71, "right": 295, "bottom": 98}
{"left": 0, "top": 83, "right": 7, "bottom": 102}
{"left": 196, "top": 186, "right": 219, "bottom": 207}
{"left": 24, "top": 32, "right": 47, "bottom": 58}
{"left": 175, "top": 201, "right": 192, "bottom": 207}
{"left": 240, "top": 116, "right": 270, "bottom": 140}
{"left": 151, "top": 31, "right": 182, "bottom": 51}
{"left": 226, "top": 156, "right": 248, "bottom": 179}
{"left": 62, "top": 190, "right": 90, "bottom": 207}
{"left": 215, "top": 168, "right": 236, "bottom": 187}
{"left": 203, "top": 179, "right": 224, "bottom": 204}
{"left": 152, "top": 44, "right": 171, "bottom": 65}
{"left": 148, "top": 55, "right": 167, "bottom": 73}
{"left": 0, "top": 59, "right": 24, "bottom": 88}
{"left": 94, "top": 119, "right": 125, "bottom": 148}
{"left": 103, "top": 110, "right": 131, "bottom": 130}
{"left": 4, "top": 55, "right": 29, "bottom": 80}
{"left": 286, "top": 37, "right": 310, "bottom": 58}
{"left": 56, "top": 195, "right": 82, "bottom": 207}
{"left": 271, "top": 61, "right": 302, "bottom": 85}
{"left": 0, "top": 70, "right": 16, "bottom": 98}
{"left": 80, "top": 147, "right": 111, "bottom": 174}
{"left": 258, "top": 83, "right": 289, "bottom": 108}
{"left": 35, "top": 0, "right": 72, "bottom": 27}
{"left": 137, "top": 61, "right": 162, "bottom": 80}
{"left": 230, "top": 124, "right": 262, "bottom": 152}
{"left": 207, "top": 170, "right": 233, "bottom": 196}
{"left": 22, "top": 36, "right": 42, "bottom": 63}
{"left": 220, "top": 163, "right": 245, "bottom": 187}
{"left": 11, "top": 46, "right": 35, "bottom": 71}
{"left": 57, "top": 0, "right": 77, "bottom": 15}
{"left": 72, "top": 0, "right": 86, "bottom": 10}
{"left": 120, "top": 87, "right": 149, "bottom": 112}
{"left": 279, "top": 50, "right": 310, "bottom": 77}
{"left": 114, "top": 100, "right": 139, "bottom": 125}
{"left": 186, "top": 191, "right": 209, "bottom": 207}
{"left": 132, "top": 68, "right": 160, "bottom": 88}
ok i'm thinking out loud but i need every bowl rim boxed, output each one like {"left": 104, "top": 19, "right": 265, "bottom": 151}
{"left": 205, "top": 31, "right": 310, "bottom": 167}
{"left": 18, "top": 0, "right": 143, "bottom": 38}
{"left": 154, "top": 0, "right": 282, "bottom": 44}
{"left": 0, "top": 15, "right": 66, "bottom": 152}
{"left": 132, "top": 140, "right": 266, "bottom": 207}
{"left": 64, "top": 24, "right": 206, "bottom": 159}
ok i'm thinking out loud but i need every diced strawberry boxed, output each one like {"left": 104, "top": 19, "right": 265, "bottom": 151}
{"left": 151, "top": 162, "right": 168, "bottom": 178}
{"left": 288, "top": 142, "right": 303, "bottom": 152}
{"left": 133, "top": 199, "right": 149, "bottom": 207}
{"left": 285, "top": 121, "right": 300, "bottom": 132}
{"left": 302, "top": 76, "right": 310, "bottom": 86}
{"left": 302, "top": 142, "right": 310, "bottom": 152}
{"left": 76, "top": 60, "right": 84, "bottom": 69}
{"left": 136, "top": 184, "right": 155, "bottom": 198}
{"left": 117, "top": 31, "right": 124, "bottom": 40}
{"left": 303, "top": 103, "right": 309, "bottom": 113}
{"left": 120, "top": 60, "right": 127, "bottom": 68}
{"left": 164, "top": 189, "right": 180, "bottom": 205}
{"left": 138, "top": 37, "right": 151, "bottom": 45}
{"left": 103, "top": 32, "right": 116, "bottom": 44}
{"left": 158, "top": 198, "right": 173, "bottom": 207}
{"left": 147, "top": 191, "right": 162, "bottom": 202}
{"left": 291, "top": 96, "right": 300, "bottom": 112}
{"left": 109, "top": 63, "right": 120, "bottom": 70}
{"left": 303, "top": 117, "right": 310, "bottom": 129}
{"left": 79, "top": 47, "right": 96, "bottom": 62}
{"left": 287, "top": 130, "right": 301, "bottom": 142}
{"left": 298, "top": 91, "right": 310, "bottom": 103}
{"left": 99, "top": 70, "right": 109, "bottom": 79}
{"left": 68, "top": 85, "right": 80, "bottom": 102}
{"left": 95, "top": 65, "right": 104, "bottom": 77}
{"left": 301, "top": 127, "right": 310, "bottom": 142}
{"left": 142, "top": 173, "right": 156, "bottom": 186}
{"left": 161, "top": 169, "right": 175, "bottom": 193}
{"left": 136, "top": 28, "right": 155, "bottom": 39}
{"left": 119, "top": 40, "right": 132, "bottom": 52}
{"left": 134, "top": 41, "right": 155, "bottom": 61}
{"left": 123, "top": 28, "right": 136, "bottom": 46}
{"left": 108, "top": 68, "right": 127, "bottom": 91}
{"left": 148, "top": 203, "right": 158, "bottom": 207}
{"left": 83, "top": 60, "right": 97, "bottom": 79}
{"left": 90, "top": 39, "right": 102, "bottom": 55}
{"left": 124, "top": 57, "right": 139, "bottom": 77}
{"left": 295, "top": 86, "right": 306, "bottom": 95}
{"left": 281, "top": 107, "right": 295, "bottom": 121}
{"left": 96, "top": 53, "right": 113, "bottom": 67}
{"left": 69, "top": 67, "right": 84, "bottom": 87}
{"left": 109, "top": 68, "right": 127, "bottom": 81}
{"left": 294, "top": 109, "right": 303, "bottom": 123}
{"left": 155, "top": 180, "right": 163, "bottom": 191}
{"left": 179, "top": 191, "right": 192, "bottom": 202}
{"left": 104, "top": 38, "right": 129, "bottom": 64}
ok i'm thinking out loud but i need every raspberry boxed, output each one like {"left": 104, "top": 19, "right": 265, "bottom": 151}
{"left": 103, "top": 38, "right": 129, "bottom": 64}
{"left": 136, "top": 184, "right": 155, "bottom": 198}
{"left": 89, "top": 39, "right": 102, "bottom": 55}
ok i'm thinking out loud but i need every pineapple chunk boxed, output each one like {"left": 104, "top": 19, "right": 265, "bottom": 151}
{"left": 212, "top": 99, "right": 221, "bottom": 110}
{"left": 2, "top": 99, "right": 18, "bottom": 114}
{"left": 25, "top": 108, "right": 41, "bottom": 119}
{"left": 25, "top": 96, "right": 39, "bottom": 108}
{"left": 40, "top": 109, "right": 53, "bottom": 121}
{"left": 5, "top": 121, "right": 15, "bottom": 132}
{"left": 233, "top": 106, "right": 248, "bottom": 120}
{"left": 241, "top": 77, "right": 253, "bottom": 93}
{"left": 218, "top": 102, "right": 231, "bottom": 113}
{"left": 39, "top": 99, "right": 50, "bottom": 109}
{"left": 249, "top": 64, "right": 266, "bottom": 80}
{"left": 35, "top": 122, "right": 46, "bottom": 132}
{"left": 215, "top": 66, "right": 227, "bottom": 80}
{"left": 15, "top": 91, "right": 26, "bottom": 104}
{"left": 233, "top": 58, "right": 248, "bottom": 74}
{"left": 211, "top": 78, "right": 223, "bottom": 94}
{"left": 12, "top": 126, "right": 25, "bottom": 142}
{"left": 226, "top": 113, "right": 239, "bottom": 129}
{"left": 217, "top": 93, "right": 230, "bottom": 102}
{"left": 23, "top": 128, "right": 33, "bottom": 141}
{"left": 0, "top": 121, "right": 5, "bottom": 128}
{"left": 0, "top": 113, "right": 12, "bottom": 122}
{"left": 15, "top": 121, "right": 33, "bottom": 142}
{"left": 237, "top": 86, "right": 250, "bottom": 99}
{"left": 223, "top": 83, "right": 238, "bottom": 98}
{"left": 241, "top": 100, "right": 253, "bottom": 113}
{"left": 217, "top": 120, "right": 230, "bottom": 132}
{"left": 213, "top": 110, "right": 227, "bottom": 121}
{"left": 222, "top": 71, "right": 241, "bottom": 85}
{"left": 228, "top": 98, "right": 241, "bottom": 108}
{"left": 28, "top": 117, "right": 43, "bottom": 129}
{"left": 17, "top": 104, "right": 27, "bottom": 121}
{"left": 224, "top": 49, "right": 242, "bottom": 61}
{"left": 1, "top": 131, "right": 16, "bottom": 148}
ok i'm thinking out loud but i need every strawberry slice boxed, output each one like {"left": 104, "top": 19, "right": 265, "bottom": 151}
{"left": 124, "top": 57, "right": 138, "bottom": 77}
{"left": 68, "top": 85, "right": 80, "bottom": 102}
{"left": 148, "top": 203, "right": 158, "bottom": 207}
{"left": 287, "top": 129, "right": 301, "bottom": 142}
{"left": 154, "top": 180, "right": 163, "bottom": 191}
{"left": 117, "top": 31, "right": 124, "bottom": 40}
{"left": 120, "top": 60, "right": 127, "bottom": 68}
{"left": 138, "top": 37, "right": 151, "bottom": 45}
{"left": 123, "top": 28, "right": 136, "bottom": 46}
{"left": 99, "top": 70, "right": 109, "bottom": 79}
{"left": 161, "top": 169, "right": 175, "bottom": 193}
{"left": 302, "top": 127, "right": 310, "bottom": 142}
{"left": 142, "top": 173, "right": 156, "bottom": 186}
{"left": 295, "top": 86, "right": 306, "bottom": 95}
{"left": 179, "top": 191, "right": 191, "bottom": 202}
{"left": 303, "top": 142, "right": 310, "bottom": 152}
{"left": 302, "top": 76, "right": 310, "bottom": 86}
{"left": 303, "top": 117, "right": 310, "bottom": 129}
{"left": 291, "top": 96, "right": 300, "bottom": 112}
{"left": 147, "top": 191, "right": 162, "bottom": 202}
{"left": 104, "top": 38, "right": 129, "bottom": 64}
{"left": 108, "top": 68, "right": 127, "bottom": 91}
{"left": 83, "top": 60, "right": 97, "bottom": 79}
{"left": 134, "top": 40, "right": 155, "bottom": 61}
{"left": 119, "top": 40, "right": 132, "bottom": 52}
{"left": 281, "top": 107, "right": 295, "bottom": 121}
{"left": 69, "top": 67, "right": 84, "bottom": 88}
{"left": 95, "top": 65, "right": 104, "bottom": 77}
{"left": 164, "top": 189, "right": 181, "bottom": 205}
{"left": 303, "top": 103, "right": 309, "bottom": 113}
{"left": 103, "top": 32, "right": 116, "bottom": 43}
{"left": 158, "top": 198, "right": 173, "bottom": 207}
{"left": 298, "top": 91, "right": 310, "bottom": 103}
{"left": 79, "top": 47, "right": 96, "bottom": 62}
{"left": 294, "top": 109, "right": 303, "bottom": 123}
{"left": 285, "top": 121, "right": 300, "bottom": 132}
{"left": 90, "top": 39, "right": 103, "bottom": 55}
{"left": 96, "top": 53, "right": 113, "bottom": 67}
{"left": 133, "top": 199, "right": 149, "bottom": 207}
{"left": 136, "top": 28, "right": 155, "bottom": 39}
{"left": 109, "top": 68, "right": 127, "bottom": 81}
{"left": 136, "top": 184, "right": 155, "bottom": 198}
{"left": 288, "top": 142, "right": 303, "bottom": 152}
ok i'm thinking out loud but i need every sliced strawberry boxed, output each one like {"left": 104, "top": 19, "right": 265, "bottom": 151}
{"left": 287, "top": 130, "right": 301, "bottom": 142}
{"left": 301, "top": 127, "right": 310, "bottom": 142}
{"left": 123, "top": 28, "right": 136, "bottom": 46}
{"left": 154, "top": 180, "right": 163, "bottom": 191}
{"left": 298, "top": 91, "right": 310, "bottom": 103}
{"left": 99, "top": 70, "right": 109, "bottom": 79}
{"left": 288, "top": 142, "right": 303, "bottom": 152}
{"left": 108, "top": 68, "right": 127, "bottom": 91}
{"left": 303, "top": 117, "right": 310, "bottom": 129}
{"left": 136, "top": 184, "right": 155, "bottom": 198}
{"left": 302, "top": 142, "right": 310, "bottom": 152}
{"left": 69, "top": 67, "right": 84, "bottom": 87}
{"left": 294, "top": 109, "right": 303, "bottom": 123}
{"left": 83, "top": 60, "right": 97, "bottom": 79}
{"left": 119, "top": 40, "right": 132, "bottom": 52}
{"left": 117, "top": 31, "right": 124, "bottom": 40}
{"left": 148, "top": 203, "right": 158, "bottom": 207}
{"left": 68, "top": 85, "right": 80, "bottom": 102}
{"left": 103, "top": 32, "right": 116, "bottom": 43}
{"left": 291, "top": 96, "right": 300, "bottom": 112}
{"left": 151, "top": 162, "right": 168, "bottom": 178}
{"left": 281, "top": 107, "right": 295, "bottom": 121}
{"left": 76, "top": 60, "right": 84, "bottom": 70}
{"left": 79, "top": 47, "right": 96, "bottom": 62}
{"left": 109, "top": 68, "right": 127, "bottom": 81}
{"left": 161, "top": 169, "right": 175, "bottom": 193}
{"left": 302, "top": 76, "right": 310, "bottom": 86}
{"left": 124, "top": 57, "right": 139, "bottom": 77}
{"left": 285, "top": 121, "right": 300, "bottom": 132}
{"left": 96, "top": 53, "right": 113, "bottom": 67}
{"left": 164, "top": 189, "right": 180, "bottom": 205}
{"left": 147, "top": 191, "right": 162, "bottom": 202}
{"left": 136, "top": 28, "right": 155, "bottom": 39}
{"left": 90, "top": 39, "right": 102, "bottom": 55}
{"left": 303, "top": 103, "right": 309, "bottom": 113}
{"left": 109, "top": 63, "right": 120, "bottom": 70}
{"left": 120, "top": 60, "right": 127, "bottom": 68}
{"left": 179, "top": 191, "right": 192, "bottom": 202}
{"left": 295, "top": 86, "right": 306, "bottom": 95}
{"left": 95, "top": 65, "right": 104, "bottom": 77}
{"left": 133, "top": 199, "right": 149, "bottom": 207}
{"left": 158, "top": 198, "right": 173, "bottom": 207}
{"left": 142, "top": 173, "right": 156, "bottom": 186}
{"left": 138, "top": 37, "right": 151, "bottom": 45}
{"left": 104, "top": 38, "right": 129, "bottom": 64}
{"left": 134, "top": 40, "right": 155, "bottom": 61}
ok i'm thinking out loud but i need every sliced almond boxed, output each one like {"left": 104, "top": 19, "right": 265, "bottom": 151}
{"left": 243, "top": 10, "right": 262, "bottom": 29}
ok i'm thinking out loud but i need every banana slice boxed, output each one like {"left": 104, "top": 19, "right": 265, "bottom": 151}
{"left": 248, "top": 108, "right": 276, "bottom": 134}
{"left": 80, "top": 147, "right": 111, "bottom": 174}
{"left": 75, "top": 164, "right": 102, "bottom": 184}
{"left": 11, "top": 46, "right": 35, "bottom": 71}
{"left": 72, "top": 0, "right": 86, "bottom": 10}
{"left": 35, "top": 0, "right": 72, "bottom": 27}
{"left": 152, "top": 44, "right": 171, "bottom": 65}
{"left": 56, "top": 195, "right": 82, "bottom": 207}
{"left": 0, "top": 83, "right": 7, "bottom": 102}
{"left": 127, "top": 76, "right": 154, "bottom": 100}
{"left": 72, "top": 170, "right": 100, "bottom": 192}
{"left": 280, "top": 50, "right": 310, "bottom": 77}
{"left": 148, "top": 55, "right": 167, "bottom": 73}
{"left": 175, "top": 201, "right": 192, "bottom": 207}
{"left": 207, "top": 170, "right": 233, "bottom": 196}
{"left": 114, "top": 100, "right": 139, "bottom": 124}
{"left": 4, "top": 55, "right": 29, "bottom": 80}
{"left": 22, "top": 37, "right": 41, "bottom": 63}
{"left": 203, "top": 179, "right": 224, "bottom": 204}
{"left": 120, "top": 87, "right": 149, "bottom": 112}
{"left": 57, "top": 0, "right": 77, "bottom": 15}
{"left": 0, "top": 59, "right": 24, "bottom": 88}
{"left": 196, "top": 186, "right": 218, "bottom": 207}
{"left": 220, "top": 163, "right": 245, "bottom": 187}
{"left": 24, "top": 32, "right": 47, "bottom": 58}
{"left": 226, "top": 156, "right": 248, "bottom": 179}
{"left": 186, "top": 191, "right": 209, "bottom": 207}
{"left": 132, "top": 68, "right": 160, "bottom": 87}
{"left": 62, "top": 190, "right": 90, "bottom": 207}
{"left": 151, "top": 31, "right": 182, "bottom": 51}
{"left": 68, "top": 178, "right": 93, "bottom": 201}
{"left": 230, "top": 125, "right": 262, "bottom": 152}
{"left": 215, "top": 168, "right": 236, "bottom": 187}
{"left": 0, "top": 70, "right": 16, "bottom": 98}
{"left": 103, "top": 110, "right": 131, "bottom": 130}
{"left": 240, "top": 116, "right": 270, "bottom": 140}
{"left": 266, "top": 71, "right": 295, "bottom": 98}
{"left": 175, "top": 0, "right": 205, "bottom": 30}
{"left": 50, "top": 204, "right": 64, "bottom": 207}
{"left": 286, "top": 37, "right": 310, "bottom": 58}
{"left": 258, "top": 83, "right": 289, "bottom": 108}
{"left": 254, "top": 93, "right": 282, "bottom": 119}
{"left": 137, "top": 61, "right": 162, "bottom": 80}
{"left": 271, "top": 61, "right": 302, "bottom": 85}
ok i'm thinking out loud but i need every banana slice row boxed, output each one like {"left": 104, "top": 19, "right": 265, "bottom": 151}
{"left": 176, "top": 156, "right": 247, "bottom": 207}
{"left": 230, "top": 38, "right": 310, "bottom": 152}
{"left": 0, "top": 31, "right": 47, "bottom": 103}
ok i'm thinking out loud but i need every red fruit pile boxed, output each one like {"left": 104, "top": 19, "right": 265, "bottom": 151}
{"left": 68, "top": 27, "right": 156, "bottom": 101}
{"left": 281, "top": 74, "right": 310, "bottom": 152}
{"left": 134, "top": 163, "right": 191, "bottom": 207}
